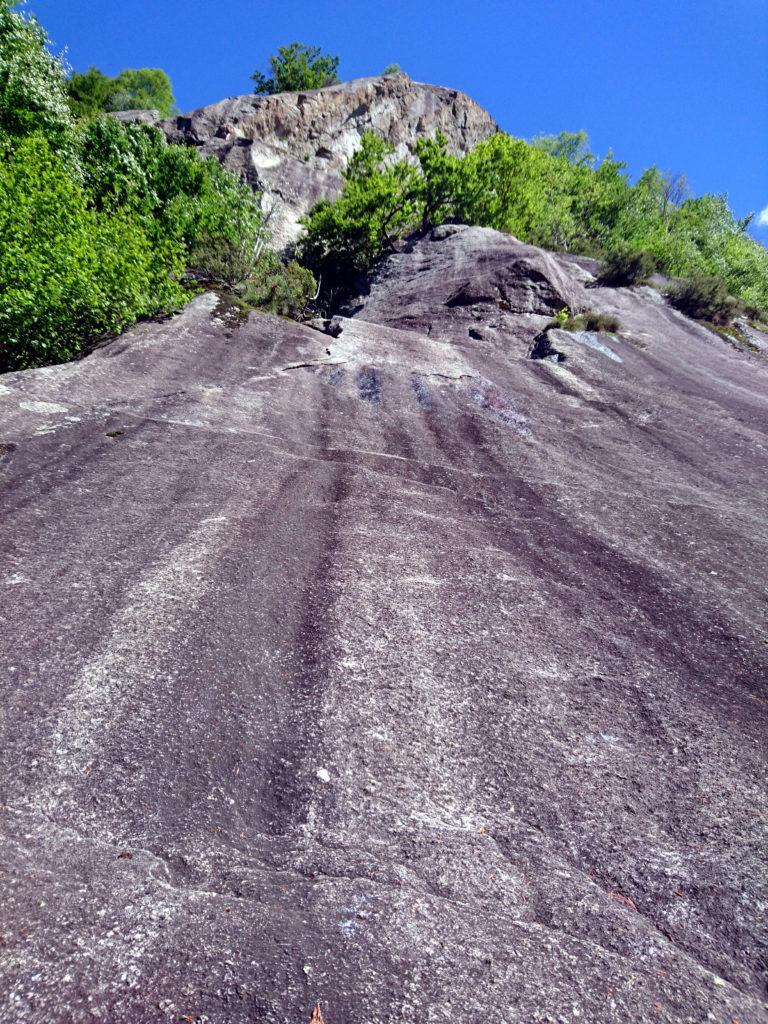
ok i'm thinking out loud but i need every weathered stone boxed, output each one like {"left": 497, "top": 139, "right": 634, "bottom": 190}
{"left": 157, "top": 74, "right": 497, "bottom": 248}
{"left": 1, "top": 229, "right": 767, "bottom": 1023}
{"left": 109, "top": 108, "right": 161, "bottom": 124}
{"left": 348, "top": 224, "right": 590, "bottom": 342}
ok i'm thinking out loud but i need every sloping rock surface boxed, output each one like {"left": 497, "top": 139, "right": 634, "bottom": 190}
{"left": 1, "top": 228, "right": 767, "bottom": 1024}
{"left": 159, "top": 74, "right": 497, "bottom": 248}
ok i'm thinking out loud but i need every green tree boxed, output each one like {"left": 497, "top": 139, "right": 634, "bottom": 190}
{"left": 413, "top": 133, "right": 463, "bottom": 228}
{"left": 532, "top": 130, "right": 594, "bottom": 167}
{"left": 105, "top": 68, "right": 176, "bottom": 116}
{"left": 76, "top": 115, "right": 263, "bottom": 255}
{"left": 66, "top": 66, "right": 112, "bottom": 119}
{"left": 0, "top": 134, "right": 184, "bottom": 371}
{"left": 251, "top": 43, "right": 340, "bottom": 95}
{"left": 297, "top": 128, "right": 768, "bottom": 318}
{"left": 383, "top": 64, "right": 401, "bottom": 75}
{"left": 67, "top": 66, "right": 175, "bottom": 119}
{"left": 458, "top": 133, "right": 576, "bottom": 248}
{"left": 0, "top": 0, "right": 73, "bottom": 148}
{"left": 298, "top": 133, "right": 419, "bottom": 294}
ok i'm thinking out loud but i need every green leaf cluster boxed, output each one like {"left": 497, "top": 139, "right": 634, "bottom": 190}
{"left": 0, "top": 134, "right": 184, "bottom": 371}
{"left": 251, "top": 42, "right": 340, "bottom": 95}
{"left": 0, "top": 3, "right": 269, "bottom": 372}
{"left": 241, "top": 252, "right": 318, "bottom": 318}
{"left": 0, "top": 0, "right": 73, "bottom": 148}
{"left": 67, "top": 66, "right": 177, "bottom": 119}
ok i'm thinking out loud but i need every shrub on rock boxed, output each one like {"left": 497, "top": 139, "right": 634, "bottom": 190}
{"left": 251, "top": 43, "right": 340, "bottom": 95}
{"left": 668, "top": 275, "right": 737, "bottom": 325}
{"left": 599, "top": 249, "right": 657, "bottom": 287}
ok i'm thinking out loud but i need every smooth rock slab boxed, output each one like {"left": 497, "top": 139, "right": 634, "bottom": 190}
{"left": 1, "top": 232, "right": 767, "bottom": 1023}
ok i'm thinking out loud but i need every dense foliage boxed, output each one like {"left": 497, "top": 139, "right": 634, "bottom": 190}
{"left": 0, "top": 0, "right": 73, "bottom": 147}
{"left": 67, "top": 66, "right": 176, "bottom": 119}
{"left": 0, "top": 4, "right": 314, "bottom": 373}
{"left": 299, "top": 130, "right": 768, "bottom": 316}
{"left": 598, "top": 248, "right": 657, "bottom": 287}
{"left": 251, "top": 42, "right": 340, "bottom": 95}
{"left": 0, "top": 110, "right": 267, "bottom": 370}
{"left": 667, "top": 276, "right": 738, "bottom": 325}
{"left": 0, "top": 134, "right": 184, "bottom": 371}
{"left": 241, "top": 253, "right": 318, "bottom": 318}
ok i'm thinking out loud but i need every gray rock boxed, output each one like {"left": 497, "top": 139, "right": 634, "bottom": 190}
{"left": 158, "top": 74, "right": 497, "bottom": 248}
{"left": 735, "top": 317, "right": 768, "bottom": 354}
{"left": 347, "top": 223, "right": 589, "bottom": 342}
{"left": 544, "top": 328, "right": 623, "bottom": 362}
{"left": 109, "top": 109, "right": 161, "bottom": 124}
{"left": 1, "top": 230, "right": 767, "bottom": 1023}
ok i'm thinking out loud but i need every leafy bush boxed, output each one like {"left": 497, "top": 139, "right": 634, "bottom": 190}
{"left": 0, "top": 3, "right": 274, "bottom": 372}
{"left": 0, "top": 134, "right": 185, "bottom": 372}
{"left": 298, "top": 133, "right": 421, "bottom": 294}
{"left": 0, "top": 0, "right": 73, "bottom": 148}
{"left": 188, "top": 229, "right": 317, "bottom": 320}
{"left": 189, "top": 231, "right": 266, "bottom": 291}
{"left": 68, "top": 66, "right": 176, "bottom": 119}
{"left": 77, "top": 116, "right": 263, "bottom": 252}
{"left": 251, "top": 43, "right": 340, "bottom": 95}
{"left": 383, "top": 64, "right": 401, "bottom": 75}
{"left": 241, "top": 254, "right": 318, "bottom": 318}
{"left": 598, "top": 248, "right": 657, "bottom": 286}
{"left": 667, "top": 275, "right": 737, "bottom": 325}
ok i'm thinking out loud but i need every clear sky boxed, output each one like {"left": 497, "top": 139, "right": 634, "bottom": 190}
{"left": 27, "top": 0, "right": 768, "bottom": 238}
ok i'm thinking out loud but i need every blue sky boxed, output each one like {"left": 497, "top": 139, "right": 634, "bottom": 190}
{"left": 28, "top": 0, "right": 768, "bottom": 238}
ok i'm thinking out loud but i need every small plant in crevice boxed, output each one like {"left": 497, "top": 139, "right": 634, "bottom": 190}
{"left": 551, "top": 307, "right": 570, "bottom": 327}
{"left": 580, "top": 309, "right": 622, "bottom": 333}
{"left": 704, "top": 321, "right": 760, "bottom": 352}
{"left": 545, "top": 308, "right": 621, "bottom": 334}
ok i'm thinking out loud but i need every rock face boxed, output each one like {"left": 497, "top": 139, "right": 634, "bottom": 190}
{"left": 110, "top": 109, "right": 161, "bottom": 124}
{"left": 346, "top": 223, "right": 591, "bottom": 338}
{"left": 159, "top": 74, "right": 497, "bottom": 248}
{"left": 1, "top": 228, "right": 768, "bottom": 1023}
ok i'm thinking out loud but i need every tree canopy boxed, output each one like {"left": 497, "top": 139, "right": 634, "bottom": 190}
{"left": 0, "top": 0, "right": 73, "bottom": 147}
{"left": 0, "top": 2, "right": 273, "bottom": 372}
{"left": 67, "top": 66, "right": 176, "bottom": 119}
{"left": 251, "top": 43, "right": 340, "bottom": 95}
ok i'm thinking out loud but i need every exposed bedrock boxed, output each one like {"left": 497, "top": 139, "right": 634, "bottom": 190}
{"left": 157, "top": 74, "right": 497, "bottom": 248}
{"left": 1, "top": 228, "right": 767, "bottom": 1023}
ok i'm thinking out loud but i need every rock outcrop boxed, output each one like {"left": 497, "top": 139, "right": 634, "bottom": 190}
{"left": 2, "top": 227, "right": 767, "bottom": 1023}
{"left": 159, "top": 74, "right": 497, "bottom": 247}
